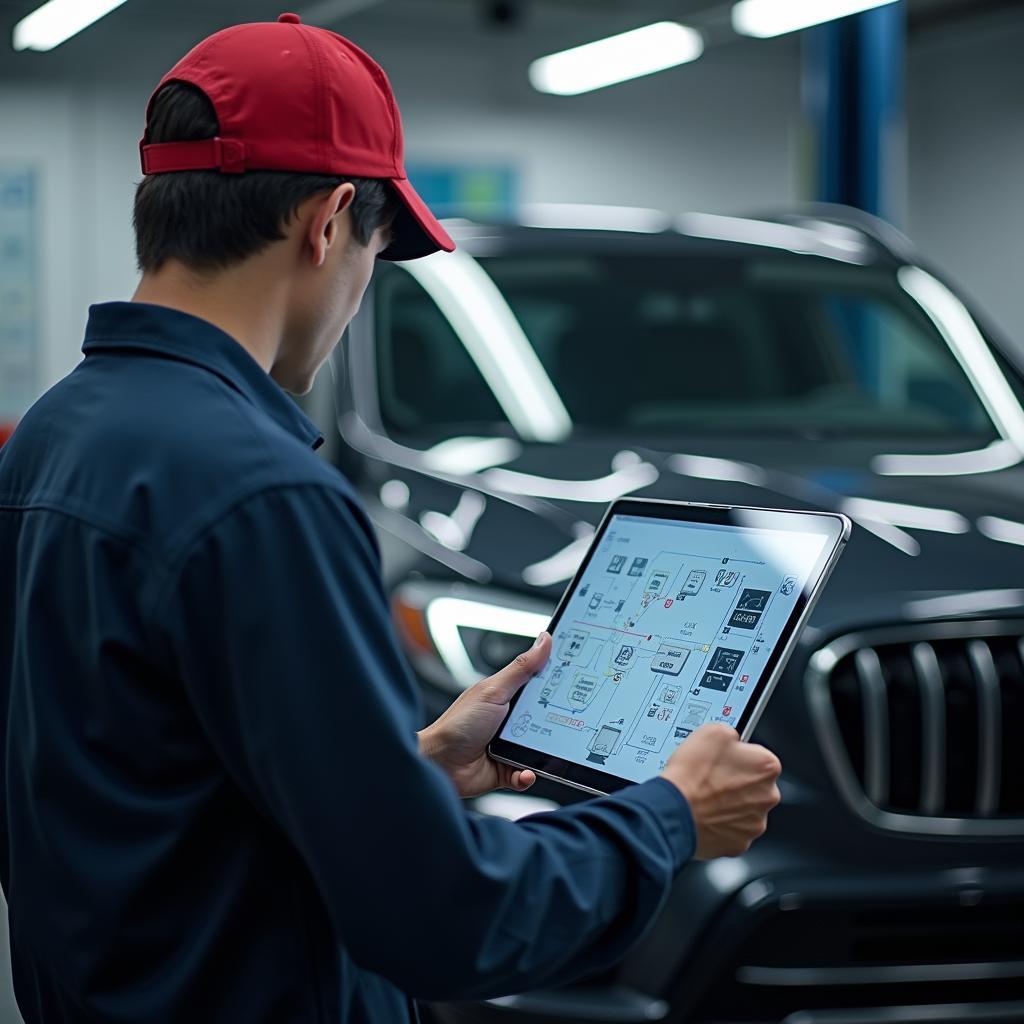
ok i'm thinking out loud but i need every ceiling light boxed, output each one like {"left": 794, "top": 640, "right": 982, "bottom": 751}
{"left": 13, "top": 0, "right": 129, "bottom": 52}
{"left": 731, "top": 0, "right": 899, "bottom": 39}
{"left": 529, "top": 21, "right": 703, "bottom": 96}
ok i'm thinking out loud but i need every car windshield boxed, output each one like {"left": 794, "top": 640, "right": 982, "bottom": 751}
{"left": 373, "top": 250, "right": 999, "bottom": 442}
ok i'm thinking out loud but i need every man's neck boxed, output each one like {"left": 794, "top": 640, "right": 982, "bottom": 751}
{"left": 132, "top": 259, "right": 288, "bottom": 373}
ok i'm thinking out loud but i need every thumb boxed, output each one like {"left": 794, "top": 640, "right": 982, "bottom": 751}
{"left": 480, "top": 631, "right": 551, "bottom": 704}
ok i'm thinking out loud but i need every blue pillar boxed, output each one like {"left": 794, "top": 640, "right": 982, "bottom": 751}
{"left": 802, "top": 2, "right": 906, "bottom": 224}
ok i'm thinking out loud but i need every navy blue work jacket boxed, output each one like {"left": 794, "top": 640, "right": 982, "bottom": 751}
{"left": 0, "top": 302, "right": 695, "bottom": 1023}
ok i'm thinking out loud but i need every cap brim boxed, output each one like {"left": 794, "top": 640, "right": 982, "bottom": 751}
{"left": 379, "top": 176, "right": 456, "bottom": 262}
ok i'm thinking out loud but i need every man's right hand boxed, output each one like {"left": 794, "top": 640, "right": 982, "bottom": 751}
{"left": 661, "top": 724, "right": 782, "bottom": 859}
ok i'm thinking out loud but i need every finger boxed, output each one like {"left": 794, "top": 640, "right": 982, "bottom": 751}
{"left": 480, "top": 632, "right": 551, "bottom": 704}
{"left": 743, "top": 743, "right": 782, "bottom": 777}
{"left": 510, "top": 769, "right": 536, "bottom": 792}
{"left": 697, "top": 722, "right": 739, "bottom": 744}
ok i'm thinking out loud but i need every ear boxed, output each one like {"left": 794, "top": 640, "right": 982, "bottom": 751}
{"left": 306, "top": 182, "right": 356, "bottom": 268}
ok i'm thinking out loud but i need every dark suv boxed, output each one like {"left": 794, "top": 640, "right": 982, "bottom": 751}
{"left": 312, "top": 205, "right": 1024, "bottom": 1023}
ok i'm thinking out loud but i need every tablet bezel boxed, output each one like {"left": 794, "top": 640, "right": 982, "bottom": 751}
{"left": 488, "top": 498, "right": 850, "bottom": 795}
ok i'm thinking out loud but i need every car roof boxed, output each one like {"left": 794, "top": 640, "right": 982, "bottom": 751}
{"left": 439, "top": 203, "right": 912, "bottom": 269}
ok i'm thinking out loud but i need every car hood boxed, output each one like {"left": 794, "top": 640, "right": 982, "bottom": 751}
{"left": 374, "top": 435, "right": 1024, "bottom": 636}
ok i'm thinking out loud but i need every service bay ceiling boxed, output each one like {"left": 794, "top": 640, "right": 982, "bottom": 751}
{"left": 0, "top": 0, "right": 1017, "bottom": 81}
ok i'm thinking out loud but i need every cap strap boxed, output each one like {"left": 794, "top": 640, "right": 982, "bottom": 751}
{"left": 140, "top": 137, "right": 247, "bottom": 175}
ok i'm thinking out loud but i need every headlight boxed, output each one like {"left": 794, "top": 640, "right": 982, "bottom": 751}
{"left": 392, "top": 580, "right": 553, "bottom": 693}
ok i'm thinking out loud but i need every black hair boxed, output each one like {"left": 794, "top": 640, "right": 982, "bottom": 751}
{"left": 133, "top": 82, "right": 399, "bottom": 273}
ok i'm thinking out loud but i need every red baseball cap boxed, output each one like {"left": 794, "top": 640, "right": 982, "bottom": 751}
{"left": 139, "top": 12, "right": 454, "bottom": 262}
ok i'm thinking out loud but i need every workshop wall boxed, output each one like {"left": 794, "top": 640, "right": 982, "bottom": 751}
{"left": 1, "top": 7, "right": 1022, "bottom": 406}
{"left": 907, "top": 11, "right": 1024, "bottom": 350}
{"left": 0, "top": 83, "right": 139, "bottom": 389}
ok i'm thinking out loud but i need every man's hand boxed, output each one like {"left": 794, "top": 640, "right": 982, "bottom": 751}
{"left": 662, "top": 723, "right": 782, "bottom": 859}
{"left": 419, "top": 632, "right": 552, "bottom": 799}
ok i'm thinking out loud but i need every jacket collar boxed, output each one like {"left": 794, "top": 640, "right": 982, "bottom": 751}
{"left": 83, "top": 302, "right": 323, "bottom": 450}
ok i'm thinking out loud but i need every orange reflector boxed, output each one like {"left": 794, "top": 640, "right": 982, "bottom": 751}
{"left": 392, "top": 596, "right": 434, "bottom": 655}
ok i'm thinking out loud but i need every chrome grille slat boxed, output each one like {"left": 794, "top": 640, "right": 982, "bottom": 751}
{"left": 806, "top": 619, "right": 1024, "bottom": 836}
{"left": 910, "top": 642, "right": 946, "bottom": 817}
{"left": 967, "top": 639, "right": 1002, "bottom": 817}
{"left": 853, "top": 647, "right": 890, "bottom": 807}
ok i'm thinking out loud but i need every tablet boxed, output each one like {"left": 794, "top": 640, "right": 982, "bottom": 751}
{"left": 489, "top": 499, "right": 850, "bottom": 795}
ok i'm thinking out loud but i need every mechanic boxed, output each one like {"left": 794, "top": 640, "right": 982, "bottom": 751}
{"left": 0, "top": 14, "right": 782, "bottom": 1024}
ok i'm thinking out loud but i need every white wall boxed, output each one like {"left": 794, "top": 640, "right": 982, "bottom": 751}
{"left": 381, "top": 32, "right": 801, "bottom": 214}
{"left": 907, "top": 11, "right": 1024, "bottom": 349}
{"left": 0, "top": 81, "right": 140, "bottom": 388}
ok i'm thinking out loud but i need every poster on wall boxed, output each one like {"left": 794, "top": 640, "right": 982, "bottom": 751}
{"left": 406, "top": 164, "right": 517, "bottom": 220}
{"left": 0, "top": 166, "right": 38, "bottom": 441}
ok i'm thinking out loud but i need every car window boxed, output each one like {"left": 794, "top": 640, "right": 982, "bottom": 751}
{"left": 374, "top": 251, "right": 998, "bottom": 441}
{"left": 374, "top": 269, "right": 505, "bottom": 433}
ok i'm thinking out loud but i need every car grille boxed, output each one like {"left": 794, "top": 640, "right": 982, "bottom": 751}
{"left": 807, "top": 620, "right": 1024, "bottom": 835}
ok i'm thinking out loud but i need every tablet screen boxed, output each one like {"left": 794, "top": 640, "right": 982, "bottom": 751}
{"left": 498, "top": 511, "right": 830, "bottom": 785}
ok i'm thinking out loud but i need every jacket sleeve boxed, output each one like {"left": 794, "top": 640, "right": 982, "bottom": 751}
{"left": 154, "top": 483, "right": 696, "bottom": 1002}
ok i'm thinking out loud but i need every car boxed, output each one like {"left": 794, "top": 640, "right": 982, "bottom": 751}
{"left": 308, "top": 203, "right": 1024, "bottom": 1023}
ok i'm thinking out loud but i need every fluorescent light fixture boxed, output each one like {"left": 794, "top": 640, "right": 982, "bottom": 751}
{"left": 529, "top": 21, "right": 703, "bottom": 96}
{"left": 898, "top": 267, "right": 1024, "bottom": 451}
{"left": 399, "top": 251, "right": 572, "bottom": 443}
{"left": 425, "top": 597, "right": 550, "bottom": 689}
{"left": 13, "top": 0, "right": 129, "bottom": 51}
{"left": 731, "top": 0, "right": 899, "bottom": 39}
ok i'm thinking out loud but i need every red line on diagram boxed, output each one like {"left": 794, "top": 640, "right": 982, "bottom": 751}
{"left": 572, "top": 620, "right": 650, "bottom": 639}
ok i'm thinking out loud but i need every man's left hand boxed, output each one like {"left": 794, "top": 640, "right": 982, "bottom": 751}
{"left": 418, "top": 632, "right": 551, "bottom": 799}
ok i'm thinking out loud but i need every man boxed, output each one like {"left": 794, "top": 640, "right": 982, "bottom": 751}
{"left": 0, "top": 14, "right": 781, "bottom": 1023}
